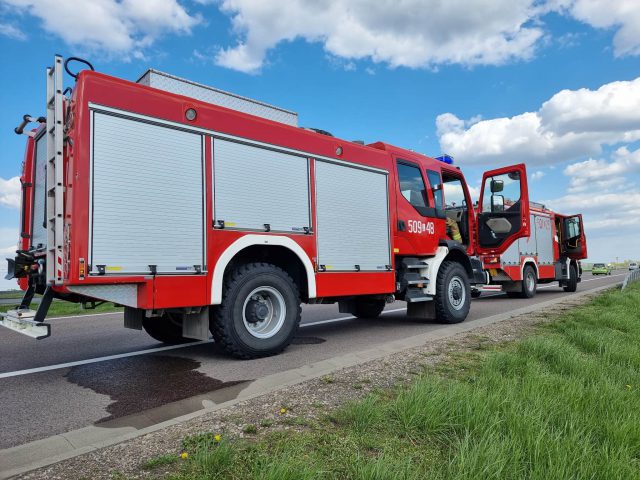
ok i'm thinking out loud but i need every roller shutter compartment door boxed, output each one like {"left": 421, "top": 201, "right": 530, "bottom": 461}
{"left": 315, "top": 161, "right": 391, "bottom": 271}
{"left": 213, "top": 138, "right": 310, "bottom": 232}
{"left": 90, "top": 112, "right": 204, "bottom": 274}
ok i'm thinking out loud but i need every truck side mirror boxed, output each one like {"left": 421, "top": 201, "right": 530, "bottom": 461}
{"left": 491, "top": 194, "right": 504, "bottom": 213}
{"left": 490, "top": 179, "right": 504, "bottom": 193}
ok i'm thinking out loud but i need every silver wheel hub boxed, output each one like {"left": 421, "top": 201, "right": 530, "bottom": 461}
{"left": 242, "top": 286, "right": 287, "bottom": 339}
{"left": 526, "top": 273, "right": 535, "bottom": 291}
{"left": 448, "top": 276, "right": 466, "bottom": 310}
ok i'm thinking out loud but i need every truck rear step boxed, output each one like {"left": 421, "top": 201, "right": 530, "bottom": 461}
{"left": 0, "top": 287, "right": 54, "bottom": 339}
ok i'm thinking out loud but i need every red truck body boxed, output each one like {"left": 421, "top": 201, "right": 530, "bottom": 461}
{"left": 4, "top": 56, "right": 534, "bottom": 358}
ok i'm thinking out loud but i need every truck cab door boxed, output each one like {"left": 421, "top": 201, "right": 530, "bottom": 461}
{"left": 394, "top": 159, "right": 442, "bottom": 255}
{"left": 563, "top": 214, "right": 587, "bottom": 259}
{"left": 475, "top": 164, "right": 530, "bottom": 255}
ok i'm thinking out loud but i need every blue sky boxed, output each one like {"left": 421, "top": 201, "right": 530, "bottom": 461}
{"left": 1, "top": 0, "right": 639, "bottom": 288}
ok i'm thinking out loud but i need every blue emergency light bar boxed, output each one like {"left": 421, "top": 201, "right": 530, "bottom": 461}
{"left": 435, "top": 154, "right": 454, "bottom": 164}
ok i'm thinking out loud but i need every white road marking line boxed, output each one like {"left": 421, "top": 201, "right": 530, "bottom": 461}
{"left": 47, "top": 311, "right": 124, "bottom": 321}
{"left": 301, "top": 307, "right": 408, "bottom": 327}
{"left": 0, "top": 276, "right": 622, "bottom": 379}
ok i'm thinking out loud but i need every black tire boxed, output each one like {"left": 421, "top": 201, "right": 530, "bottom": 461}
{"left": 352, "top": 298, "right": 386, "bottom": 318}
{"left": 564, "top": 264, "right": 578, "bottom": 292}
{"left": 520, "top": 265, "right": 537, "bottom": 298}
{"left": 471, "top": 289, "right": 482, "bottom": 298}
{"left": 434, "top": 261, "right": 470, "bottom": 324}
{"left": 142, "top": 313, "right": 190, "bottom": 344}
{"left": 211, "top": 262, "right": 301, "bottom": 359}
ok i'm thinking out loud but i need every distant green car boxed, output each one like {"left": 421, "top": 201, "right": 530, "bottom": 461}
{"left": 592, "top": 263, "right": 612, "bottom": 275}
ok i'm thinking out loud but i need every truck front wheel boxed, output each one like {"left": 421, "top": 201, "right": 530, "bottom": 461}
{"left": 563, "top": 264, "right": 578, "bottom": 292}
{"left": 211, "top": 262, "right": 301, "bottom": 359}
{"left": 434, "top": 261, "right": 470, "bottom": 324}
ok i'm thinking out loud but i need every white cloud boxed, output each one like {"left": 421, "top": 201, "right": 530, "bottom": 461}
{"left": 214, "top": 0, "right": 545, "bottom": 73}
{"left": 0, "top": 176, "right": 20, "bottom": 209}
{"left": 0, "top": 22, "right": 25, "bottom": 40}
{"left": 2, "top": 0, "right": 200, "bottom": 55}
{"left": 543, "top": 188, "right": 640, "bottom": 259}
{"left": 531, "top": 170, "right": 545, "bottom": 180}
{"left": 563, "top": 146, "right": 640, "bottom": 192}
{"left": 560, "top": 0, "right": 640, "bottom": 57}
{"left": 437, "top": 77, "right": 640, "bottom": 166}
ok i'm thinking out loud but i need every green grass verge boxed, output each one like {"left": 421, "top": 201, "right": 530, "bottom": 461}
{"left": 164, "top": 283, "right": 640, "bottom": 480}
{"left": 0, "top": 290, "right": 24, "bottom": 299}
{"left": 0, "top": 299, "right": 122, "bottom": 317}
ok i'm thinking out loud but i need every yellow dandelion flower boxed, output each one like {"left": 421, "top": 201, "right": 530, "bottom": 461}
{"left": 180, "top": 452, "right": 189, "bottom": 459}
{"left": 214, "top": 434, "right": 222, "bottom": 442}
{"left": 280, "top": 408, "right": 287, "bottom": 414}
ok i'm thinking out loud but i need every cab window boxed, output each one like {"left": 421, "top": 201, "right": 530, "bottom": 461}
{"left": 426, "top": 170, "right": 443, "bottom": 210}
{"left": 565, "top": 216, "right": 581, "bottom": 239}
{"left": 481, "top": 171, "right": 522, "bottom": 213}
{"left": 397, "top": 162, "right": 428, "bottom": 210}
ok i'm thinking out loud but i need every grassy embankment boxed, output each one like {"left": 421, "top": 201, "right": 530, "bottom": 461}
{"left": 158, "top": 283, "right": 640, "bottom": 479}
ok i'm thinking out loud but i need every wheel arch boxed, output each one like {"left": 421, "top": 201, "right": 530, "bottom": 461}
{"left": 521, "top": 257, "right": 539, "bottom": 279}
{"left": 441, "top": 242, "right": 473, "bottom": 277}
{"left": 211, "top": 235, "right": 316, "bottom": 305}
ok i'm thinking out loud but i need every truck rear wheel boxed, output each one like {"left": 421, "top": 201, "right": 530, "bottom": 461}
{"left": 142, "top": 313, "right": 189, "bottom": 344}
{"left": 434, "top": 261, "right": 470, "bottom": 324}
{"left": 563, "top": 264, "right": 578, "bottom": 292}
{"left": 520, "top": 265, "right": 537, "bottom": 298}
{"left": 352, "top": 298, "right": 386, "bottom": 319}
{"left": 211, "top": 262, "right": 301, "bottom": 359}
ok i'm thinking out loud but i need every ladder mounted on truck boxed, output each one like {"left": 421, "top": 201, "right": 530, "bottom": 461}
{"left": 46, "top": 55, "right": 64, "bottom": 286}
{"left": 0, "top": 56, "right": 63, "bottom": 339}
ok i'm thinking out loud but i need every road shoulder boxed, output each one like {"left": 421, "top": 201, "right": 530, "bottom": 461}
{"left": 4, "top": 284, "right": 618, "bottom": 479}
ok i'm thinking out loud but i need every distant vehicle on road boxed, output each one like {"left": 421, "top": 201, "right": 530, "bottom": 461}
{"left": 592, "top": 263, "right": 611, "bottom": 275}
{"left": 630, "top": 262, "right": 639, "bottom": 271}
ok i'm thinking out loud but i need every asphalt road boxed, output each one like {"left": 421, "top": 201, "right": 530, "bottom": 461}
{"left": 0, "top": 272, "right": 625, "bottom": 450}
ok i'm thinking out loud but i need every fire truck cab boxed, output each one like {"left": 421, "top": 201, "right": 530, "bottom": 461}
{"left": 473, "top": 203, "right": 588, "bottom": 298}
{"left": 2, "top": 56, "right": 531, "bottom": 358}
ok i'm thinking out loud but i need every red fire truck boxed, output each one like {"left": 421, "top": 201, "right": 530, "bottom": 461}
{"left": 2, "top": 56, "right": 532, "bottom": 358}
{"left": 472, "top": 202, "right": 587, "bottom": 298}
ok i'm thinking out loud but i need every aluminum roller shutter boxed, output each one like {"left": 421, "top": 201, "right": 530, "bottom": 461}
{"left": 213, "top": 139, "right": 310, "bottom": 232}
{"left": 315, "top": 161, "right": 390, "bottom": 271}
{"left": 31, "top": 134, "right": 48, "bottom": 249}
{"left": 535, "top": 215, "right": 555, "bottom": 265}
{"left": 90, "top": 112, "right": 204, "bottom": 274}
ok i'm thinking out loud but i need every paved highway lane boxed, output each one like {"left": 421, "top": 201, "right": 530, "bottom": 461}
{"left": 0, "top": 272, "right": 625, "bottom": 449}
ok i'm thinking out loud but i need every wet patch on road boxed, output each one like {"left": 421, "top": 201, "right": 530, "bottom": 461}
{"left": 66, "top": 355, "right": 243, "bottom": 423}
{"left": 292, "top": 336, "right": 326, "bottom": 345}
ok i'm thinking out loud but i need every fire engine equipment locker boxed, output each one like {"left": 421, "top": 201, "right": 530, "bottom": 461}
{"left": 315, "top": 160, "right": 391, "bottom": 271}
{"left": 90, "top": 111, "right": 205, "bottom": 274}
{"left": 212, "top": 138, "right": 311, "bottom": 233}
